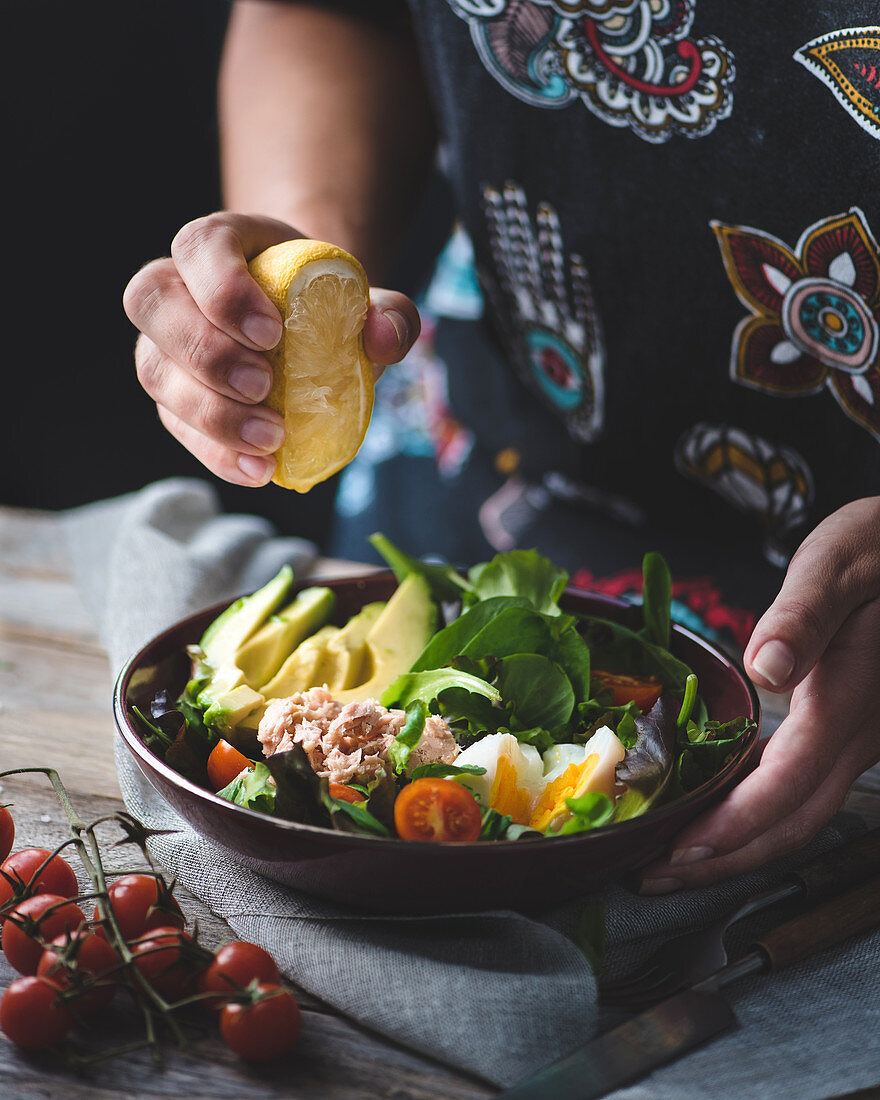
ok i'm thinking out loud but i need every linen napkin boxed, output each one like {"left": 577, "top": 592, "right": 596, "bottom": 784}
{"left": 63, "top": 478, "right": 880, "bottom": 1096}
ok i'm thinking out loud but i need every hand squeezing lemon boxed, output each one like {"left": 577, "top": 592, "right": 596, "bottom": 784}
{"left": 248, "top": 239, "right": 374, "bottom": 492}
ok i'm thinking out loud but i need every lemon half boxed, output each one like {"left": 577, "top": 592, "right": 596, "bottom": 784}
{"left": 248, "top": 239, "right": 374, "bottom": 492}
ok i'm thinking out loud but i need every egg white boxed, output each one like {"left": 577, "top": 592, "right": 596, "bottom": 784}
{"left": 456, "top": 727, "right": 626, "bottom": 834}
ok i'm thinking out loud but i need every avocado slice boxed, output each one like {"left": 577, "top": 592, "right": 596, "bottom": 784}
{"left": 317, "top": 601, "right": 385, "bottom": 691}
{"left": 257, "top": 624, "right": 341, "bottom": 699}
{"left": 335, "top": 573, "right": 437, "bottom": 703}
{"left": 235, "top": 586, "right": 337, "bottom": 687}
{"left": 200, "top": 565, "right": 294, "bottom": 669}
{"left": 202, "top": 683, "right": 265, "bottom": 736}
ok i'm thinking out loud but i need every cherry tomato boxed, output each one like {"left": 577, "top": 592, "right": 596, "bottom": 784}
{"left": 0, "top": 806, "right": 14, "bottom": 864}
{"left": 591, "top": 670, "right": 663, "bottom": 710}
{"left": 207, "top": 739, "right": 254, "bottom": 791}
{"left": 2, "top": 894, "right": 86, "bottom": 975}
{"left": 0, "top": 847, "right": 79, "bottom": 916}
{"left": 0, "top": 975, "right": 73, "bottom": 1050}
{"left": 219, "top": 982, "right": 301, "bottom": 1061}
{"left": 393, "top": 778, "right": 482, "bottom": 843}
{"left": 37, "top": 930, "right": 120, "bottom": 1016}
{"left": 95, "top": 873, "right": 184, "bottom": 941}
{"left": 328, "top": 783, "right": 366, "bottom": 804}
{"left": 129, "top": 926, "right": 199, "bottom": 1001}
{"left": 198, "top": 940, "right": 281, "bottom": 1011}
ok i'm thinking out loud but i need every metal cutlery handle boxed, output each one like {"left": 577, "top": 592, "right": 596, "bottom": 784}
{"left": 788, "top": 825, "right": 880, "bottom": 900}
{"left": 752, "top": 873, "right": 880, "bottom": 971}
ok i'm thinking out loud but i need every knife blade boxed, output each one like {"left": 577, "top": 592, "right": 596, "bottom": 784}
{"left": 498, "top": 873, "right": 880, "bottom": 1100}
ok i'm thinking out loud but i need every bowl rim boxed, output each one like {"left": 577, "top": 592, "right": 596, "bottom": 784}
{"left": 113, "top": 572, "right": 761, "bottom": 853}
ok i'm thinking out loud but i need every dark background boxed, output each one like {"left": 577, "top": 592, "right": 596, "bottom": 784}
{"left": 6, "top": 1, "right": 448, "bottom": 547}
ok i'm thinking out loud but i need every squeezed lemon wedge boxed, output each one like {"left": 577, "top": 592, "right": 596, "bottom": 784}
{"left": 248, "top": 239, "right": 374, "bottom": 492}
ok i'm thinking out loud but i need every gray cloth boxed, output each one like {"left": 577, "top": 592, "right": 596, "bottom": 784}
{"left": 63, "top": 478, "right": 880, "bottom": 1095}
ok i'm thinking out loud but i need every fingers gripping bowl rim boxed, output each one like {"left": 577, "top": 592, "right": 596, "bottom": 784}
{"left": 248, "top": 239, "right": 374, "bottom": 493}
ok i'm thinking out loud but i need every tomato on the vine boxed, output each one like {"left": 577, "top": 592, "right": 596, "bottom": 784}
{"left": 590, "top": 670, "right": 663, "bottom": 709}
{"left": 2, "top": 893, "right": 86, "bottom": 975}
{"left": 0, "top": 847, "right": 79, "bottom": 915}
{"left": 198, "top": 941, "right": 281, "bottom": 1011}
{"left": 393, "top": 778, "right": 482, "bottom": 842}
{"left": 129, "top": 926, "right": 202, "bottom": 1001}
{"left": 95, "top": 873, "right": 184, "bottom": 941}
{"left": 219, "top": 982, "right": 301, "bottom": 1061}
{"left": 0, "top": 806, "right": 14, "bottom": 864}
{"left": 0, "top": 975, "right": 73, "bottom": 1050}
{"left": 37, "top": 930, "right": 120, "bottom": 1016}
{"left": 207, "top": 739, "right": 254, "bottom": 791}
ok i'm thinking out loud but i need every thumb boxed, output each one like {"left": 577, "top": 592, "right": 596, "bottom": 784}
{"left": 362, "top": 288, "right": 421, "bottom": 375}
{"left": 744, "top": 499, "right": 880, "bottom": 692}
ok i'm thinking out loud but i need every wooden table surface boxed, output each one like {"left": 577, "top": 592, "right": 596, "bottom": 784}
{"left": 1, "top": 504, "right": 878, "bottom": 1099}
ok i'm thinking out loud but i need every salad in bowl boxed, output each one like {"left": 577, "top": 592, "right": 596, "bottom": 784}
{"left": 131, "top": 535, "right": 757, "bottom": 848}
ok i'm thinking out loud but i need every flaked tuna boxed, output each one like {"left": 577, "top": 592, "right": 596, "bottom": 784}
{"left": 257, "top": 686, "right": 459, "bottom": 786}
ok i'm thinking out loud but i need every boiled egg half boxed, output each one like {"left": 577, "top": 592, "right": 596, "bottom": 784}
{"left": 455, "top": 727, "right": 626, "bottom": 834}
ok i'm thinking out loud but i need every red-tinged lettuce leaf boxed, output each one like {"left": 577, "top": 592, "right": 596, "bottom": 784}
{"left": 613, "top": 695, "right": 679, "bottom": 821}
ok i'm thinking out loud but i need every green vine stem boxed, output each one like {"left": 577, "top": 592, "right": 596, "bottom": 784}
{"left": 0, "top": 765, "right": 211, "bottom": 1062}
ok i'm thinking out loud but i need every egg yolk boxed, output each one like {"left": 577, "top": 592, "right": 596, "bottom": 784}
{"left": 529, "top": 753, "right": 600, "bottom": 834}
{"left": 488, "top": 754, "right": 534, "bottom": 825}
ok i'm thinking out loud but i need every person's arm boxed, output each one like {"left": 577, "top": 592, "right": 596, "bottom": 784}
{"left": 219, "top": 0, "right": 436, "bottom": 285}
{"left": 123, "top": 1, "right": 433, "bottom": 487}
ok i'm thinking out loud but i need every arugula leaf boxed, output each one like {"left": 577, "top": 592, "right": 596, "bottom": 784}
{"left": 409, "top": 762, "right": 487, "bottom": 781}
{"left": 381, "top": 668, "right": 501, "bottom": 711}
{"left": 411, "top": 596, "right": 533, "bottom": 672}
{"left": 388, "top": 699, "right": 427, "bottom": 775}
{"left": 479, "top": 806, "right": 513, "bottom": 841}
{"left": 641, "top": 551, "right": 672, "bottom": 649}
{"left": 322, "top": 791, "right": 391, "bottom": 837}
{"left": 369, "top": 532, "right": 472, "bottom": 602}
{"left": 496, "top": 653, "right": 575, "bottom": 731}
{"left": 467, "top": 549, "right": 568, "bottom": 615}
{"left": 217, "top": 762, "right": 276, "bottom": 813}
{"left": 553, "top": 791, "right": 615, "bottom": 835}
{"left": 580, "top": 616, "right": 694, "bottom": 694}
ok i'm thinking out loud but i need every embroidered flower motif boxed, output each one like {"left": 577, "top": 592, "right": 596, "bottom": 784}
{"left": 712, "top": 208, "right": 880, "bottom": 441}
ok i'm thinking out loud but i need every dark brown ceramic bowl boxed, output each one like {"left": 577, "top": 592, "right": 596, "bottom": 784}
{"left": 113, "top": 572, "right": 760, "bottom": 915}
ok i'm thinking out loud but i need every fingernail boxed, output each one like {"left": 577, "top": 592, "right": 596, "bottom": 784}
{"left": 241, "top": 313, "right": 283, "bottom": 349}
{"left": 669, "top": 845, "right": 714, "bottom": 867}
{"left": 752, "top": 639, "right": 796, "bottom": 688}
{"left": 229, "top": 365, "right": 272, "bottom": 402}
{"left": 382, "top": 308, "right": 409, "bottom": 348}
{"left": 639, "top": 877, "right": 682, "bottom": 896}
{"left": 237, "top": 453, "right": 274, "bottom": 484}
{"left": 240, "top": 416, "right": 284, "bottom": 451}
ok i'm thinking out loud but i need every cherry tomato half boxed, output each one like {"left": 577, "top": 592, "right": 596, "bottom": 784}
{"left": 129, "top": 926, "right": 200, "bottom": 1001}
{"left": 2, "top": 894, "right": 86, "bottom": 975}
{"left": 328, "top": 783, "right": 366, "bottom": 804}
{"left": 590, "top": 670, "right": 663, "bottom": 710}
{"left": 0, "top": 975, "right": 73, "bottom": 1050}
{"left": 393, "top": 778, "right": 482, "bottom": 843}
{"left": 0, "top": 848, "right": 79, "bottom": 916}
{"left": 37, "top": 930, "right": 120, "bottom": 1016}
{"left": 94, "top": 873, "right": 184, "bottom": 941}
{"left": 198, "top": 940, "right": 281, "bottom": 1011}
{"left": 219, "top": 982, "right": 301, "bottom": 1061}
{"left": 207, "top": 740, "right": 254, "bottom": 792}
{"left": 0, "top": 806, "right": 14, "bottom": 864}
